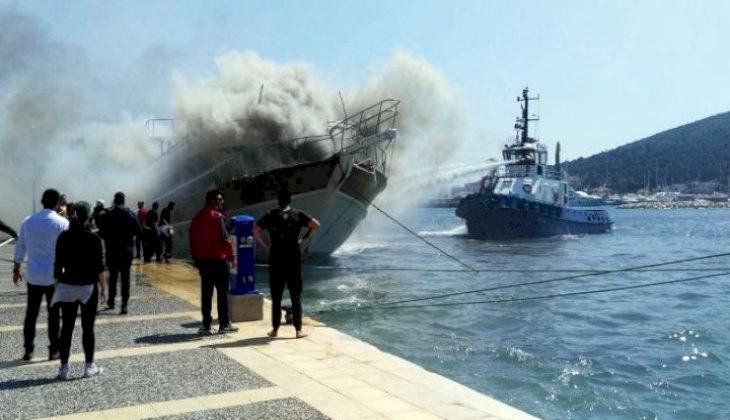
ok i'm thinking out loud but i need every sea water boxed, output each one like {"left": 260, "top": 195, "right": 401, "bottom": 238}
{"left": 287, "top": 207, "right": 730, "bottom": 419}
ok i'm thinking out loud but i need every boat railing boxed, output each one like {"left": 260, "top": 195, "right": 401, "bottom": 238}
{"left": 147, "top": 98, "right": 400, "bottom": 170}
{"left": 328, "top": 99, "right": 400, "bottom": 150}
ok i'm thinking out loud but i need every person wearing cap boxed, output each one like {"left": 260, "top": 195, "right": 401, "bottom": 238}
{"left": 52, "top": 201, "right": 107, "bottom": 380}
{"left": 13, "top": 188, "right": 69, "bottom": 361}
{"left": 253, "top": 188, "right": 320, "bottom": 339}
{"left": 98, "top": 192, "right": 140, "bottom": 314}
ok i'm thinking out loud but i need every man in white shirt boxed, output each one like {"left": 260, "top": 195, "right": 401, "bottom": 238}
{"left": 13, "top": 189, "right": 70, "bottom": 361}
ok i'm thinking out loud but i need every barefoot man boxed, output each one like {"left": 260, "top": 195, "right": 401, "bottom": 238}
{"left": 253, "top": 189, "right": 319, "bottom": 339}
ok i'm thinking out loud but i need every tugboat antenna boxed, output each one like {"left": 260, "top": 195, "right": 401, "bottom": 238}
{"left": 516, "top": 87, "right": 540, "bottom": 143}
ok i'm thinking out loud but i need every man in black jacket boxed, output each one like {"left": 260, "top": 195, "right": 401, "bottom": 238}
{"left": 99, "top": 192, "right": 140, "bottom": 314}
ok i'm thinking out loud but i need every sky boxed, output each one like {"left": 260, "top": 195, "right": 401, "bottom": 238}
{"left": 2, "top": 0, "right": 730, "bottom": 222}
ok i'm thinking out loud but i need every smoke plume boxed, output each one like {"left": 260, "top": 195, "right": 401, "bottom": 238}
{"left": 1, "top": 7, "right": 468, "bottom": 232}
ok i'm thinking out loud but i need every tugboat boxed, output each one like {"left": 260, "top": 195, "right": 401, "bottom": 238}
{"left": 455, "top": 88, "right": 613, "bottom": 239}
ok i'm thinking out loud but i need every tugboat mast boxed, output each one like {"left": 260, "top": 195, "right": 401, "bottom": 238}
{"left": 516, "top": 87, "right": 540, "bottom": 144}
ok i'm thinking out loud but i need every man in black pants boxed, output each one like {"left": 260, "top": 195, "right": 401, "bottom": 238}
{"left": 99, "top": 192, "right": 140, "bottom": 314}
{"left": 143, "top": 202, "right": 161, "bottom": 263}
{"left": 253, "top": 189, "right": 320, "bottom": 339}
{"left": 159, "top": 201, "right": 175, "bottom": 263}
{"left": 189, "top": 190, "right": 238, "bottom": 334}
{"left": 13, "top": 189, "right": 69, "bottom": 361}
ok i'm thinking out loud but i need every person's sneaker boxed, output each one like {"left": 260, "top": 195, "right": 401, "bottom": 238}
{"left": 48, "top": 351, "right": 60, "bottom": 361}
{"left": 84, "top": 363, "right": 102, "bottom": 378}
{"left": 198, "top": 326, "right": 213, "bottom": 335}
{"left": 57, "top": 365, "right": 69, "bottom": 380}
{"left": 21, "top": 352, "right": 32, "bottom": 362}
{"left": 218, "top": 324, "right": 239, "bottom": 334}
{"left": 120, "top": 306, "right": 128, "bottom": 315}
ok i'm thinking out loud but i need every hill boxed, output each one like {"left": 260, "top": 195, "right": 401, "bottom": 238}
{"left": 562, "top": 111, "right": 730, "bottom": 193}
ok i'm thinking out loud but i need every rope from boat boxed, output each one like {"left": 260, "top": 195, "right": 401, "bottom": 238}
{"left": 314, "top": 251, "right": 730, "bottom": 313}
{"left": 353, "top": 193, "right": 478, "bottom": 272}
{"left": 357, "top": 270, "right": 730, "bottom": 311}
{"left": 295, "top": 265, "right": 730, "bottom": 274}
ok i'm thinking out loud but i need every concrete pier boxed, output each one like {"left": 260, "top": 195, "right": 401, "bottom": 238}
{"left": 0, "top": 251, "right": 537, "bottom": 419}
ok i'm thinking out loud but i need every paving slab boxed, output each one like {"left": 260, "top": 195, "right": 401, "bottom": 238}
{"left": 0, "top": 317, "right": 201, "bottom": 362}
{"left": 0, "top": 296, "right": 195, "bottom": 328}
{"left": 0, "top": 349, "right": 271, "bottom": 420}
{"left": 157, "top": 398, "right": 330, "bottom": 420}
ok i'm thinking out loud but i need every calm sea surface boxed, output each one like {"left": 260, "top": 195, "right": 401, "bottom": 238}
{"left": 284, "top": 207, "right": 730, "bottom": 419}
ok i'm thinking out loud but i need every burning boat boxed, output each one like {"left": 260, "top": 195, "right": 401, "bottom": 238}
{"left": 149, "top": 99, "right": 399, "bottom": 260}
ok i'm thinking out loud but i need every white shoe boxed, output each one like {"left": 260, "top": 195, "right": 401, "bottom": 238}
{"left": 84, "top": 363, "right": 102, "bottom": 378}
{"left": 57, "top": 365, "right": 69, "bottom": 380}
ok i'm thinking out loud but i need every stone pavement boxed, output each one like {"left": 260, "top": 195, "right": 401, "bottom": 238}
{"left": 0, "top": 244, "right": 537, "bottom": 420}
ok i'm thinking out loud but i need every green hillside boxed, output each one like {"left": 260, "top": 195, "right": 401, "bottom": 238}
{"left": 562, "top": 111, "right": 730, "bottom": 193}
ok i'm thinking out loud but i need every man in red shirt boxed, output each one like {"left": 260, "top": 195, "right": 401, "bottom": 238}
{"left": 189, "top": 189, "right": 238, "bottom": 334}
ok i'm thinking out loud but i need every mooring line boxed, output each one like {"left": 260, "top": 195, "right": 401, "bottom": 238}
{"left": 355, "top": 194, "right": 478, "bottom": 272}
{"left": 315, "top": 251, "right": 730, "bottom": 314}
{"left": 370, "top": 270, "right": 730, "bottom": 311}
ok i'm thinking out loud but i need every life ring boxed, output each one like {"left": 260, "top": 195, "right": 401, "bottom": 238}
{"left": 523, "top": 184, "right": 532, "bottom": 194}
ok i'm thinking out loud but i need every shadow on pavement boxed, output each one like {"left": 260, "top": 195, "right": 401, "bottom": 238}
{"left": 134, "top": 332, "right": 205, "bottom": 345}
{"left": 0, "top": 377, "right": 73, "bottom": 390}
{"left": 204, "top": 336, "right": 277, "bottom": 349}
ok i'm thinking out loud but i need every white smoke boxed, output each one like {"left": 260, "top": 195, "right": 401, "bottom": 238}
{"left": 170, "top": 49, "right": 469, "bottom": 208}
{"left": 346, "top": 51, "right": 469, "bottom": 210}
{"left": 0, "top": 7, "right": 161, "bottom": 229}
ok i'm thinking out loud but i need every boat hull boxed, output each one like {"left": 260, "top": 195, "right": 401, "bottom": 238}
{"left": 456, "top": 193, "right": 613, "bottom": 240}
{"left": 156, "top": 154, "right": 386, "bottom": 260}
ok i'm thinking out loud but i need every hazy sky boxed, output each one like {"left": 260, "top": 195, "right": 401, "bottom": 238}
{"left": 4, "top": 0, "right": 730, "bottom": 161}
{"left": 2, "top": 0, "right": 730, "bottom": 228}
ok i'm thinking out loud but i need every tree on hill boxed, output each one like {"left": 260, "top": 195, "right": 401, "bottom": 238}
{"left": 562, "top": 111, "right": 730, "bottom": 193}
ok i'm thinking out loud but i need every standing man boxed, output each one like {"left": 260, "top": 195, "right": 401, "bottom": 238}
{"left": 159, "top": 201, "right": 175, "bottom": 263}
{"left": 143, "top": 202, "right": 161, "bottom": 263}
{"left": 13, "top": 188, "right": 69, "bottom": 361}
{"left": 135, "top": 201, "right": 147, "bottom": 259}
{"left": 99, "top": 192, "right": 140, "bottom": 315}
{"left": 189, "top": 189, "right": 238, "bottom": 334}
{"left": 253, "top": 189, "right": 320, "bottom": 339}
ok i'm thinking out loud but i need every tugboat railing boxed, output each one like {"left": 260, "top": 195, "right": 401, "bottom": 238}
{"left": 502, "top": 165, "right": 563, "bottom": 180}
